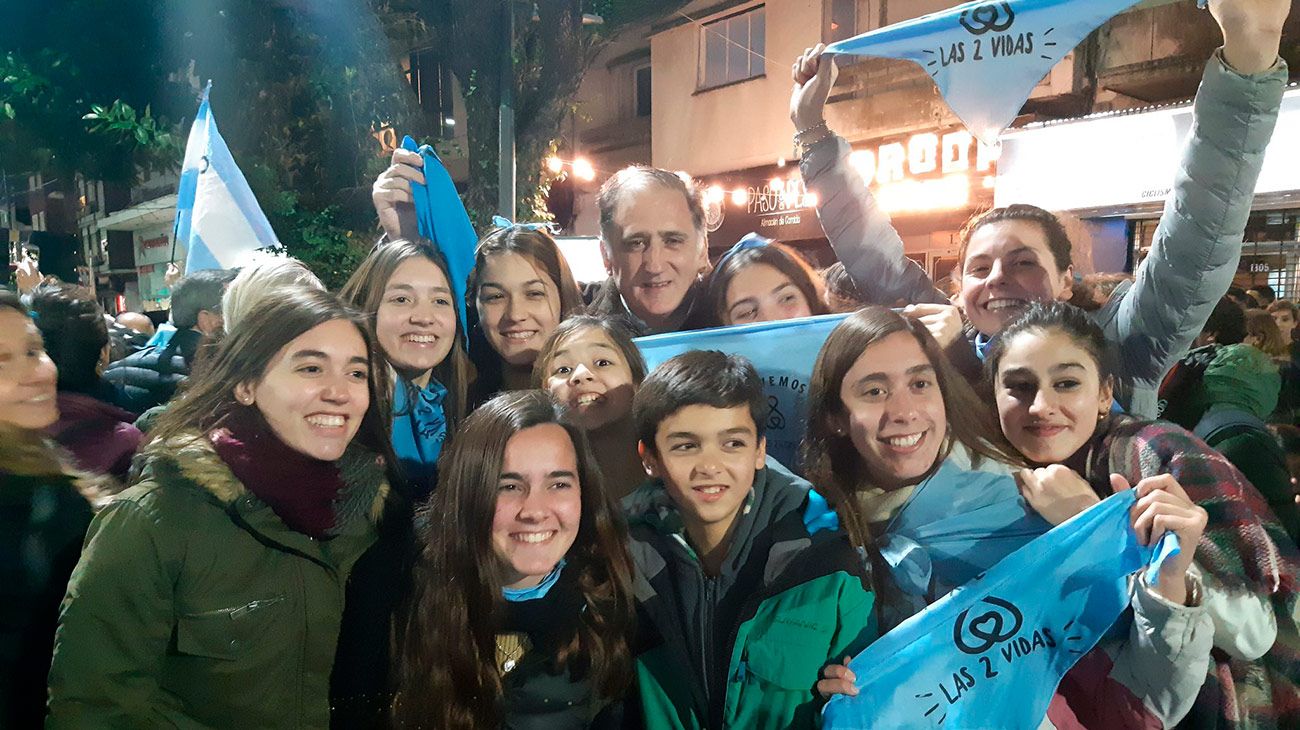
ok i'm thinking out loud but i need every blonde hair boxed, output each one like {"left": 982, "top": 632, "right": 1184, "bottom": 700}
{"left": 221, "top": 257, "right": 325, "bottom": 332}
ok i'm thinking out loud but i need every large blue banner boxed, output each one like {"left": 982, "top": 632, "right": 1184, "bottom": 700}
{"left": 635, "top": 313, "right": 849, "bottom": 468}
{"left": 825, "top": 0, "right": 1145, "bottom": 144}
{"left": 823, "top": 490, "right": 1177, "bottom": 729}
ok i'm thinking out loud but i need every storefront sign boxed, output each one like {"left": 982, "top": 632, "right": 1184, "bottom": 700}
{"left": 996, "top": 87, "right": 1300, "bottom": 212}
{"left": 704, "top": 127, "right": 996, "bottom": 247}
{"left": 133, "top": 223, "right": 175, "bottom": 305}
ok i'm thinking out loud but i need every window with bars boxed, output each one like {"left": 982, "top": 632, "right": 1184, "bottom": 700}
{"left": 699, "top": 6, "right": 765, "bottom": 90}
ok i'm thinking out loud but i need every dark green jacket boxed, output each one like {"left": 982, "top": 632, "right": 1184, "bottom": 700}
{"left": 624, "top": 462, "right": 877, "bottom": 729}
{"left": 1201, "top": 416, "right": 1300, "bottom": 547}
{"left": 47, "top": 432, "right": 388, "bottom": 729}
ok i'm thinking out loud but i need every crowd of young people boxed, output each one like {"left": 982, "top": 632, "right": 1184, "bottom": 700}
{"left": 2, "top": 1, "right": 1298, "bottom": 728}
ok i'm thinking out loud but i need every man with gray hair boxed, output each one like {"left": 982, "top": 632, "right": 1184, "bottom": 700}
{"left": 371, "top": 155, "right": 714, "bottom": 335}
{"left": 103, "top": 268, "right": 237, "bottom": 413}
{"left": 585, "top": 165, "right": 713, "bottom": 334}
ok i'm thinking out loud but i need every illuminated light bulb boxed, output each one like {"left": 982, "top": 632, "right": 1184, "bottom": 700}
{"left": 546, "top": 156, "right": 564, "bottom": 174}
{"left": 573, "top": 158, "right": 595, "bottom": 181}
{"left": 706, "top": 185, "right": 725, "bottom": 204}
{"left": 777, "top": 157, "right": 786, "bottom": 168}
{"left": 730, "top": 188, "right": 749, "bottom": 206}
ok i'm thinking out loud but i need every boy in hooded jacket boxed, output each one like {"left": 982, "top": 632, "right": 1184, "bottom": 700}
{"left": 623, "top": 350, "right": 877, "bottom": 729}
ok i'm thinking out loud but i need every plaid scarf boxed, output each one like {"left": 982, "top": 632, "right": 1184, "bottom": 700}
{"left": 1089, "top": 416, "right": 1299, "bottom": 728}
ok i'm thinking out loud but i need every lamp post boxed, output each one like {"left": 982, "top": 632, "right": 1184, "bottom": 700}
{"left": 498, "top": 0, "right": 516, "bottom": 220}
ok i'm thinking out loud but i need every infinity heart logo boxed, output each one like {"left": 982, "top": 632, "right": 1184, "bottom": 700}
{"left": 959, "top": 3, "right": 1016, "bottom": 36}
{"left": 953, "top": 595, "right": 1023, "bottom": 654}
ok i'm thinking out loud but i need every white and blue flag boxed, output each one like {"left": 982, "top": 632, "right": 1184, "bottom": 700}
{"left": 826, "top": 0, "right": 1145, "bottom": 144}
{"left": 823, "top": 491, "right": 1180, "bottom": 729}
{"left": 174, "top": 82, "right": 280, "bottom": 274}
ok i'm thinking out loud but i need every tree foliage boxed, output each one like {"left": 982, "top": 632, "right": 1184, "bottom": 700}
{"left": 1, "top": 0, "right": 682, "bottom": 284}
{"left": 374, "top": 0, "right": 689, "bottom": 226}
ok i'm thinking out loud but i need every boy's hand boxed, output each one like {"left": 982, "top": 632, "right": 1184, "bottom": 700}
{"left": 1015, "top": 465, "right": 1100, "bottom": 526}
{"left": 817, "top": 656, "right": 858, "bottom": 698}
{"left": 373, "top": 147, "right": 425, "bottom": 240}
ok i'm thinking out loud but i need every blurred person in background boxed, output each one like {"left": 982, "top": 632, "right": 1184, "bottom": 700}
{"left": 28, "top": 282, "right": 142, "bottom": 481}
{"left": 103, "top": 268, "right": 236, "bottom": 414}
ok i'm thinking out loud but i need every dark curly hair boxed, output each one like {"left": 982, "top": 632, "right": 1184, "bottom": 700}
{"left": 29, "top": 281, "right": 109, "bottom": 393}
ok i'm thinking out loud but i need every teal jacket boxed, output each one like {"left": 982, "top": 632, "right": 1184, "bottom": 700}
{"left": 623, "top": 460, "right": 877, "bottom": 729}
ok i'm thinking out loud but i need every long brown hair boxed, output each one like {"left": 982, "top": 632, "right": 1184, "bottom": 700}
{"left": 801, "top": 306, "right": 1022, "bottom": 549}
{"left": 148, "top": 287, "right": 393, "bottom": 460}
{"left": 340, "top": 238, "right": 470, "bottom": 428}
{"left": 468, "top": 224, "right": 586, "bottom": 321}
{"left": 392, "top": 390, "right": 636, "bottom": 729}
{"left": 705, "top": 239, "right": 829, "bottom": 326}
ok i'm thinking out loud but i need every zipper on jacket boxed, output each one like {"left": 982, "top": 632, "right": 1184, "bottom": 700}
{"left": 701, "top": 575, "right": 718, "bottom": 712}
{"left": 230, "top": 596, "right": 286, "bottom": 620}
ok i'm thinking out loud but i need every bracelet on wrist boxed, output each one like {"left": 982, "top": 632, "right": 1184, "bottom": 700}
{"left": 794, "top": 120, "right": 829, "bottom": 142}
{"left": 795, "top": 130, "right": 834, "bottom": 159}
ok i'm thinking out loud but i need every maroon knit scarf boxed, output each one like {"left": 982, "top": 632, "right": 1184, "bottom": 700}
{"left": 209, "top": 407, "right": 346, "bottom": 539}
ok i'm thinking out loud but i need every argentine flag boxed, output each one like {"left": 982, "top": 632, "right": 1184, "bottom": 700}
{"left": 826, "top": 0, "right": 1146, "bottom": 144}
{"left": 174, "top": 82, "right": 280, "bottom": 274}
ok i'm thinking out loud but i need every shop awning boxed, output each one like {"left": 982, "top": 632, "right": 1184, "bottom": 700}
{"left": 98, "top": 194, "right": 178, "bottom": 231}
{"left": 995, "top": 85, "right": 1300, "bottom": 216}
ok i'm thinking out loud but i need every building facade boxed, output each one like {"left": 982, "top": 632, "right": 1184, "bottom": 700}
{"left": 568, "top": 0, "right": 1300, "bottom": 288}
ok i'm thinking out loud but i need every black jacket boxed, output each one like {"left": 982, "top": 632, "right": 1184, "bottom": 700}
{"left": 102, "top": 327, "right": 203, "bottom": 414}
{"left": 0, "top": 434, "right": 101, "bottom": 729}
{"left": 583, "top": 278, "right": 713, "bottom": 336}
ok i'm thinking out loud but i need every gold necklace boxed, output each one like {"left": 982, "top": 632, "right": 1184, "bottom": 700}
{"left": 495, "top": 632, "right": 532, "bottom": 674}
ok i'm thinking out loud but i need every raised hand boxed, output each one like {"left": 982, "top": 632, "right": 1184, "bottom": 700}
{"left": 15, "top": 256, "right": 42, "bottom": 294}
{"left": 903, "top": 303, "right": 964, "bottom": 349}
{"left": 1207, "top": 0, "right": 1291, "bottom": 75}
{"left": 372, "top": 147, "right": 426, "bottom": 240}
{"left": 791, "top": 44, "right": 839, "bottom": 134}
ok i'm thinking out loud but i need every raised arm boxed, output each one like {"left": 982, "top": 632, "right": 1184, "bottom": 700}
{"left": 1109, "top": 1, "right": 1289, "bottom": 386}
{"left": 793, "top": 45, "right": 948, "bottom": 307}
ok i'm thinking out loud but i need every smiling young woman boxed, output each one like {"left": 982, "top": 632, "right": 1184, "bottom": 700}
{"left": 342, "top": 237, "right": 470, "bottom": 496}
{"left": 392, "top": 390, "right": 634, "bottom": 729}
{"left": 467, "top": 223, "right": 586, "bottom": 401}
{"left": 0, "top": 288, "right": 116, "bottom": 728}
{"left": 987, "top": 301, "right": 1300, "bottom": 727}
{"left": 47, "top": 287, "right": 396, "bottom": 729}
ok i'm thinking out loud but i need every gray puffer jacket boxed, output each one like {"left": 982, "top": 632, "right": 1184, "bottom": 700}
{"left": 801, "top": 50, "right": 1288, "bottom": 418}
